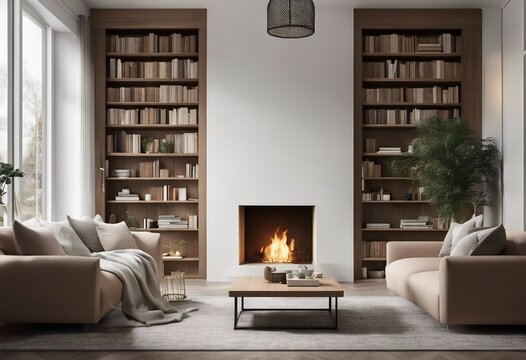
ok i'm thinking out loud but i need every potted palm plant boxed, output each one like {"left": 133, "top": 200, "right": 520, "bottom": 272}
{"left": 0, "top": 162, "right": 24, "bottom": 226}
{"left": 389, "top": 117, "right": 500, "bottom": 224}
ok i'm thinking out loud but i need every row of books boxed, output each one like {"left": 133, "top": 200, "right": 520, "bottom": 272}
{"left": 362, "top": 241, "right": 386, "bottom": 258}
{"left": 362, "top": 191, "right": 390, "bottom": 201}
{"left": 107, "top": 107, "right": 198, "bottom": 125}
{"left": 362, "top": 161, "right": 381, "bottom": 178}
{"left": 107, "top": 86, "right": 198, "bottom": 103}
{"left": 363, "top": 60, "right": 460, "bottom": 79}
{"left": 107, "top": 132, "right": 142, "bottom": 154}
{"left": 109, "top": 163, "right": 198, "bottom": 179}
{"left": 107, "top": 33, "right": 197, "bottom": 53}
{"left": 161, "top": 185, "right": 188, "bottom": 201}
{"left": 364, "top": 108, "right": 460, "bottom": 125}
{"left": 363, "top": 86, "right": 460, "bottom": 104}
{"left": 363, "top": 33, "right": 460, "bottom": 53}
{"left": 165, "top": 132, "right": 198, "bottom": 154}
{"left": 108, "top": 59, "right": 198, "bottom": 79}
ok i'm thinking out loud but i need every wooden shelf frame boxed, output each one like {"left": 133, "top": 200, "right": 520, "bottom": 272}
{"left": 92, "top": 9, "right": 208, "bottom": 279}
{"left": 353, "top": 9, "right": 482, "bottom": 280}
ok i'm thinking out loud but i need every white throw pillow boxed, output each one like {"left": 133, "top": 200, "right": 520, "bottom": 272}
{"left": 439, "top": 214, "right": 483, "bottom": 257}
{"left": 38, "top": 219, "right": 91, "bottom": 256}
{"left": 94, "top": 221, "right": 138, "bottom": 251}
{"left": 450, "top": 225, "right": 507, "bottom": 256}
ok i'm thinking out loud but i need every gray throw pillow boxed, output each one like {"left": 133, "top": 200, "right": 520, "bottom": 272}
{"left": 94, "top": 221, "right": 138, "bottom": 251}
{"left": 439, "top": 215, "right": 483, "bottom": 257}
{"left": 13, "top": 220, "right": 66, "bottom": 256}
{"left": 39, "top": 219, "right": 91, "bottom": 256}
{"left": 450, "top": 225, "right": 507, "bottom": 256}
{"left": 67, "top": 215, "right": 105, "bottom": 252}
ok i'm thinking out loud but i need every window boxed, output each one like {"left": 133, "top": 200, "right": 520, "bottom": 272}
{"left": 19, "top": 12, "right": 45, "bottom": 220}
{"left": 0, "top": 0, "right": 7, "bottom": 163}
{"left": 1, "top": 2, "right": 48, "bottom": 221}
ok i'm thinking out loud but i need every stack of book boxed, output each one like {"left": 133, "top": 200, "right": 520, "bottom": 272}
{"left": 416, "top": 43, "right": 442, "bottom": 52}
{"left": 377, "top": 147, "right": 402, "bottom": 154}
{"left": 366, "top": 223, "right": 390, "bottom": 229}
{"left": 112, "top": 169, "right": 131, "bottom": 178}
{"left": 115, "top": 189, "right": 140, "bottom": 201}
{"left": 158, "top": 215, "right": 189, "bottom": 229}
{"left": 400, "top": 217, "right": 432, "bottom": 229}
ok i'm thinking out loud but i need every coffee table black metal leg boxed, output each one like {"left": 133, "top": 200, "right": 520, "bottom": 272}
{"left": 335, "top": 297, "right": 338, "bottom": 329}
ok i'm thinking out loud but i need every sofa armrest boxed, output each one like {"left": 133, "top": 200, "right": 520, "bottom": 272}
{"left": 0, "top": 255, "right": 102, "bottom": 323}
{"left": 131, "top": 231, "right": 163, "bottom": 278}
{"left": 386, "top": 241, "right": 442, "bottom": 265}
{"left": 439, "top": 256, "right": 526, "bottom": 325}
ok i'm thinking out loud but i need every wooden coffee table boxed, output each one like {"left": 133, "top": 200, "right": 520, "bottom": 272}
{"left": 228, "top": 276, "right": 344, "bottom": 330}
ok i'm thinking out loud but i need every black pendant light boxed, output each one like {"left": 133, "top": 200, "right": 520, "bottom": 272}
{"left": 267, "top": 0, "right": 315, "bottom": 39}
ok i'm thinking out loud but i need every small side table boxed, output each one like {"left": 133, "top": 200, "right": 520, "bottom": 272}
{"left": 160, "top": 271, "right": 187, "bottom": 301}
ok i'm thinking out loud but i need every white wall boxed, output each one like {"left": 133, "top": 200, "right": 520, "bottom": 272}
{"left": 502, "top": 0, "right": 525, "bottom": 230}
{"left": 51, "top": 31, "right": 82, "bottom": 220}
{"left": 206, "top": 1, "right": 354, "bottom": 281}
{"left": 482, "top": 9, "right": 503, "bottom": 226}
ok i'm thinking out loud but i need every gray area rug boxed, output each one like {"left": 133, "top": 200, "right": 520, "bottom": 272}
{"left": 1, "top": 295, "right": 526, "bottom": 350}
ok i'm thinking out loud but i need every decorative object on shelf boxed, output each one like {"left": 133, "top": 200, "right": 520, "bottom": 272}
{"left": 125, "top": 211, "right": 140, "bottom": 229}
{"left": 0, "top": 162, "right": 24, "bottom": 227}
{"left": 361, "top": 267, "right": 368, "bottom": 279}
{"left": 168, "top": 239, "right": 186, "bottom": 257}
{"left": 159, "top": 139, "right": 174, "bottom": 154}
{"left": 144, "top": 193, "right": 152, "bottom": 201}
{"left": 267, "top": 0, "right": 315, "bottom": 39}
{"left": 160, "top": 271, "right": 187, "bottom": 302}
{"left": 388, "top": 117, "right": 500, "bottom": 222}
{"left": 402, "top": 192, "right": 412, "bottom": 201}
{"left": 270, "top": 271, "right": 287, "bottom": 284}
{"left": 264, "top": 265, "right": 276, "bottom": 281}
{"left": 141, "top": 137, "right": 156, "bottom": 153}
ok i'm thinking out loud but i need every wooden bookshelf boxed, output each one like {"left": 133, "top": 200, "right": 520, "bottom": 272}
{"left": 354, "top": 9, "right": 482, "bottom": 280}
{"left": 92, "top": 9, "right": 207, "bottom": 279}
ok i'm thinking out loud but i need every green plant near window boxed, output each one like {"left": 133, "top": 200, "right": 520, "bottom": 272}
{"left": 0, "top": 162, "right": 24, "bottom": 201}
{"left": 388, "top": 117, "right": 500, "bottom": 223}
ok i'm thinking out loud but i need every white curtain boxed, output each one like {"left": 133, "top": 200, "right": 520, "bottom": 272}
{"left": 78, "top": 15, "right": 95, "bottom": 216}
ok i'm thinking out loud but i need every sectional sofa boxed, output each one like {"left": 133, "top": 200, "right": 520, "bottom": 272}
{"left": 385, "top": 230, "right": 526, "bottom": 325}
{"left": 0, "top": 227, "right": 163, "bottom": 324}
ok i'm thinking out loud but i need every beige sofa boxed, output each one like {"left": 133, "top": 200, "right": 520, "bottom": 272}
{"left": 0, "top": 227, "right": 163, "bottom": 324}
{"left": 385, "top": 230, "right": 526, "bottom": 325}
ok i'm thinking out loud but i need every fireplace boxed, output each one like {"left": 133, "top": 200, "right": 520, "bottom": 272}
{"left": 239, "top": 205, "right": 314, "bottom": 264}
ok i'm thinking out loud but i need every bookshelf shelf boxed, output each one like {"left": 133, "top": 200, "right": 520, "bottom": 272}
{"left": 106, "top": 200, "right": 198, "bottom": 204}
{"left": 363, "top": 78, "right": 461, "bottom": 85}
{"left": 106, "top": 78, "right": 199, "bottom": 85}
{"left": 107, "top": 177, "right": 198, "bottom": 181}
{"left": 106, "top": 124, "right": 199, "bottom": 129}
{"left": 93, "top": 9, "right": 207, "bottom": 279}
{"left": 362, "top": 228, "right": 448, "bottom": 232}
{"left": 106, "top": 153, "right": 199, "bottom": 157}
{"left": 353, "top": 9, "right": 482, "bottom": 280}
{"left": 362, "top": 200, "right": 430, "bottom": 204}
{"left": 106, "top": 52, "right": 199, "bottom": 59}
{"left": 162, "top": 256, "right": 199, "bottom": 262}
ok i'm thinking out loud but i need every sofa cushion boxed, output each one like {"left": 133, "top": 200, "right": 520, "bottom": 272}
{"left": 503, "top": 230, "right": 526, "bottom": 255}
{"left": 407, "top": 270, "right": 440, "bottom": 321}
{"left": 68, "top": 215, "right": 105, "bottom": 252}
{"left": 0, "top": 227, "right": 18, "bottom": 255}
{"left": 39, "top": 219, "right": 91, "bottom": 256}
{"left": 95, "top": 221, "right": 138, "bottom": 251}
{"left": 385, "top": 257, "right": 440, "bottom": 297}
{"left": 451, "top": 225, "right": 507, "bottom": 256}
{"left": 13, "top": 221, "right": 66, "bottom": 256}
{"left": 439, "top": 215, "right": 483, "bottom": 257}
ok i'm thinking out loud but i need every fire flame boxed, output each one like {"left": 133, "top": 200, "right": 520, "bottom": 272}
{"left": 261, "top": 228, "right": 295, "bottom": 263}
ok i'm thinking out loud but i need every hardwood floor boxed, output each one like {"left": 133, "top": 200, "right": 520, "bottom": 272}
{"left": 1, "top": 279, "right": 525, "bottom": 360}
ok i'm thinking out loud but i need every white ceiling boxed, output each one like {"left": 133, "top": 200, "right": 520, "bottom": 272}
{"left": 79, "top": 0, "right": 507, "bottom": 10}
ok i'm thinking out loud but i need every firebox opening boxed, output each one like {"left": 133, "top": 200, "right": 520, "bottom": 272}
{"left": 239, "top": 205, "right": 315, "bottom": 265}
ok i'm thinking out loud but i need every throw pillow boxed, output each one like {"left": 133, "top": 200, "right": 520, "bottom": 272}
{"left": 39, "top": 219, "right": 91, "bottom": 256}
{"left": 439, "top": 214, "right": 483, "bottom": 257}
{"left": 13, "top": 220, "right": 66, "bottom": 256}
{"left": 94, "top": 221, "right": 138, "bottom": 251}
{"left": 67, "top": 215, "right": 105, "bottom": 252}
{"left": 450, "top": 225, "right": 507, "bottom": 256}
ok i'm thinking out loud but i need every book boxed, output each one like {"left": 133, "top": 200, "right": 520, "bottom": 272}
{"left": 366, "top": 223, "right": 391, "bottom": 229}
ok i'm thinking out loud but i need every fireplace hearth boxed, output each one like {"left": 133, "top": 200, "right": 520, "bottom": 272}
{"left": 239, "top": 205, "right": 314, "bottom": 264}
